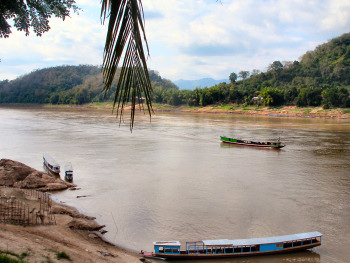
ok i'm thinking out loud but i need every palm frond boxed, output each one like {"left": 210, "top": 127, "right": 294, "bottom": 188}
{"left": 101, "top": 0, "right": 152, "bottom": 130}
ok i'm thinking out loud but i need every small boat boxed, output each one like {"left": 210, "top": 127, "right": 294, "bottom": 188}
{"left": 64, "top": 162, "right": 73, "bottom": 181}
{"left": 43, "top": 154, "right": 60, "bottom": 174}
{"left": 221, "top": 136, "right": 285, "bottom": 149}
{"left": 140, "top": 232, "right": 322, "bottom": 260}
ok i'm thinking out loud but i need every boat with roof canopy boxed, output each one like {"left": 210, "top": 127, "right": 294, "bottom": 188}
{"left": 43, "top": 154, "right": 60, "bottom": 175}
{"left": 140, "top": 231, "right": 322, "bottom": 260}
{"left": 220, "top": 136, "right": 285, "bottom": 149}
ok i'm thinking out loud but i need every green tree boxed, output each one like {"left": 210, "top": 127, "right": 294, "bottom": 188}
{"left": 238, "top": 71, "right": 250, "bottom": 80}
{"left": 268, "top": 61, "right": 283, "bottom": 72}
{"left": 229, "top": 72, "right": 237, "bottom": 83}
{"left": 259, "top": 87, "right": 284, "bottom": 106}
{"left": 1, "top": 0, "right": 153, "bottom": 130}
{"left": 0, "top": 0, "right": 79, "bottom": 38}
{"left": 322, "top": 87, "right": 350, "bottom": 108}
{"left": 251, "top": 69, "right": 261, "bottom": 76}
{"left": 284, "top": 86, "right": 298, "bottom": 105}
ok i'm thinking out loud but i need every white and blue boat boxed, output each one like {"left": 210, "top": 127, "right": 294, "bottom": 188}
{"left": 140, "top": 231, "right": 322, "bottom": 260}
{"left": 43, "top": 154, "right": 60, "bottom": 175}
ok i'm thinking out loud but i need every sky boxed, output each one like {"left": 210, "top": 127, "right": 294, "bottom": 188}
{"left": 1, "top": 0, "right": 350, "bottom": 82}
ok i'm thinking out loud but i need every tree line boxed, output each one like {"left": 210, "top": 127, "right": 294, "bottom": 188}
{"left": 1, "top": 33, "right": 349, "bottom": 108}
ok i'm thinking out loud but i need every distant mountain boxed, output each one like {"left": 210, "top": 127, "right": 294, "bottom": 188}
{"left": 174, "top": 78, "right": 229, "bottom": 90}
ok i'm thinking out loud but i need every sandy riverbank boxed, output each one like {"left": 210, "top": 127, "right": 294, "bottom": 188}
{"left": 0, "top": 187, "right": 141, "bottom": 263}
{"left": 39, "top": 103, "right": 350, "bottom": 119}
{"left": 2, "top": 103, "right": 349, "bottom": 119}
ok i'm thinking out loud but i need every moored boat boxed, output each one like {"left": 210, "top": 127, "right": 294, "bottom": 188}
{"left": 64, "top": 162, "right": 73, "bottom": 181}
{"left": 43, "top": 154, "right": 60, "bottom": 174}
{"left": 140, "top": 232, "right": 322, "bottom": 260}
{"left": 221, "top": 136, "right": 285, "bottom": 149}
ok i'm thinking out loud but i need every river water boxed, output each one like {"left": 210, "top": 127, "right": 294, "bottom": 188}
{"left": 0, "top": 106, "right": 349, "bottom": 263}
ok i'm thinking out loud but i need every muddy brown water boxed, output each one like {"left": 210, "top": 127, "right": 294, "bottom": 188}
{"left": 0, "top": 107, "right": 349, "bottom": 263}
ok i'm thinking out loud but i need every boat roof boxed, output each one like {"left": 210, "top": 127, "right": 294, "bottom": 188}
{"left": 43, "top": 154, "right": 60, "bottom": 167}
{"left": 203, "top": 232, "right": 322, "bottom": 247}
{"left": 153, "top": 241, "right": 181, "bottom": 246}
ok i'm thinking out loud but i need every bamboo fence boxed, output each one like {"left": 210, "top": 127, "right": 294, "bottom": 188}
{"left": 0, "top": 189, "right": 56, "bottom": 226}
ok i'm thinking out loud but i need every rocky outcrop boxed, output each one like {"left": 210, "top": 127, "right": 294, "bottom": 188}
{"left": 0, "top": 159, "right": 74, "bottom": 191}
{"left": 68, "top": 218, "right": 105, "bottom": 231}
{"left": 51, "top": 203, "right": 96, "bottom": 220}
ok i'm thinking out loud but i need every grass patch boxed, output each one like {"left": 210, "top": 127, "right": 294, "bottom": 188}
{"left": 0, "top": 250, "right": 28, "bottom": 263}
{"left": 216, "top": 104, "right": 240, "bottom": 110}
{"left": 182, "top": 106, "right": 202, "bottom": 110}
{"left": 242, "top": 106, "right": 259, "bottom": 111}
{"left": 56, "top": 251, "right": 71, "bottom": 261}
{"left": 343, "top": 109, "right": 350, "bottom": 114}
{"left": 301, "top": 108, "right": 312, "bottom": 114}
{"left": 0, "top": 254, "right": 26, "bottom": 263}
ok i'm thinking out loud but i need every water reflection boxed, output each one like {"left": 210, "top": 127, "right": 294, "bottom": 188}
{"left": 165, "top": 251, "right": 320, "bottom": 263}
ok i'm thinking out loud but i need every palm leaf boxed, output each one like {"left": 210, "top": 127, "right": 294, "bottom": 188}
{"left": 101, "top": 0, "right": 152, "bottom": 130}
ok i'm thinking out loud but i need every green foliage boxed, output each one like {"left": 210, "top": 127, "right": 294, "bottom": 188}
{"left": 0, "top": 0, "right": 79, "bottom": 38}
{"left": 322, "top": 87, "right": 350, "bottom": 108}
{"left": 101, "top": 0, "right": 152, "bottom": 130}
{"left": 268, "top": 61, "right": 284, "bottom": 72}
{"left": 229, "top": 72, "right": 237, "bottom": 83}
{"left": 1, "top": 33, "right": 350, "bottom": 110}
{"left": 0, "top": 254, "right": 25, "bottom": 262}
{"left": 56, "top": 251, "right": 71, "bottom": 260}
{"left": 238, "top": 71, "right": 250, "bottom": 80}
{"left": 259, "top": 87, "right": 284, "bottom": 106}
{"left": 0, "top": 250, "right": 28, "bottom": 263}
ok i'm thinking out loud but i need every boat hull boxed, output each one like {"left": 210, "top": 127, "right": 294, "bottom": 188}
{"left": 221, "top": 140, "right": 285, "bottom": 149}
{"left": 43, "top": 154, "right": 60, "bottom": 175}
{"left": 43, "top": 162, "right": 60, "bottom": 175}
{"left": 221, "top": 136, "right": 285, "bottom": 149}
{"left": 149, "top": 242, "right": 321, "bottom": 260}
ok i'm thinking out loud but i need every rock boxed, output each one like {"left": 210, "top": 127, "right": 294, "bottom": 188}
{"left": 51, "top": 204, "right": 96, "bottom": 220}
{"left": 0, "top": 159, "right": 37, "bottom": 186}
{"left": 37, "top": 183, "right": 69, "bottom": 191}
{"left": 88, "top": 233, "right": 98, "bottom": 239}
{"left": 97, "top": 251, "right": 116, "bottom": 257}
{"left": 0, "top": 158, "right": 73, "bottom": 191}
{"left": 68, "top": 218, "right": 105, "bottom": 231}
{"left": 13, "top": 172, "right": 56, "bottom": 188}
{"left": 99, "top": 229, "right": 108, "bottom": 234}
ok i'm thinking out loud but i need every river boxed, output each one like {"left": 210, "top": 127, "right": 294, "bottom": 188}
{"left": 0, "top": 106, "right": 349, "bottom": 263}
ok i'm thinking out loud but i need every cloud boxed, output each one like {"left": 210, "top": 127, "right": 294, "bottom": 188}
{"left": 1, "top": 0, "right": 349, "bottom": 81}
{"left": 180, "top": 43, "right": 247, "bottom": 56}
{"left": 0, "top": 0, "right": 106, "bottom": 80}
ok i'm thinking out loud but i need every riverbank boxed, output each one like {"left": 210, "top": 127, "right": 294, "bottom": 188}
{"left": 0, "top": 159, "right": 141, "bottom": 263}
{"left": 41, "top": 103, "right": 350, "bottom": 119}
{"left": 0, "top": 188, "right": 141, "bottom": 263}
{"left": 2, "top": 103, "right": 350, "bottom": 119}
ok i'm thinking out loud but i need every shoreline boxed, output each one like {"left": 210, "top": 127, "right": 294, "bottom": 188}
{"left": 0, "top": 158, "right": 142, "bottom": 262}
{"left": 2, "top": 103, "right": 349, "bottom": 119}
{"left": 0, "top": 186, "right": 141, "bottom": 263}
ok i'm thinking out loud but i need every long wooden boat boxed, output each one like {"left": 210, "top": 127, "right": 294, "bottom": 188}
{"left": 43, "top": 154, "right": 60, "bottom": 174}
{"left": 140, "top": 232, "right": 322, "bottom": 260}
{"left": 221, "top": 136, "right": 285, "bottom": 149}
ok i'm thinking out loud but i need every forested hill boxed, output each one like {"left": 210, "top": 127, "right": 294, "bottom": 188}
{"left": 240, "top": 32, "right": 350, "bottom": 90}
{"left": 151, "top": 32, "right": 349, "bottom": 108}
{"left": 0, "top": 66, "right": 178, "bottom": 104}
{"left": 0, "top": 32, "right": 349, "bottom": 108}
